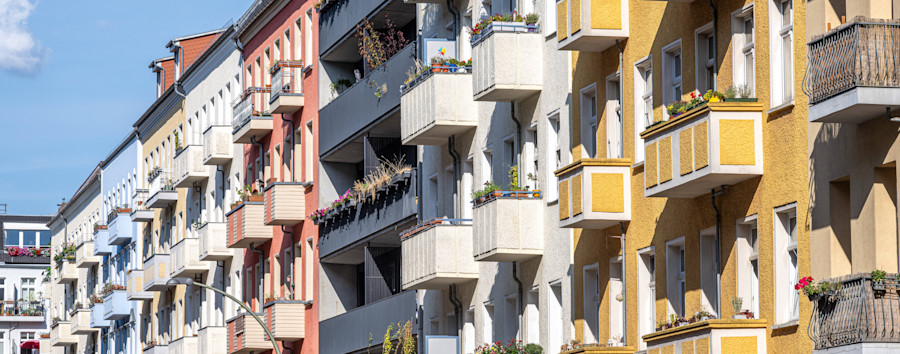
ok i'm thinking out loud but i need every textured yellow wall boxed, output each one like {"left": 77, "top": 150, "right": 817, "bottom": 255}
{"left": 719, "top": 119, "right": 755, "bottom": 165}
{"left": 593, "top": 0, "right": 622, "bottom": 30}
{"left": 592, "top": 173, "right": 624, "bottom": 213}
{"left": 568, "top": 0, "right": 811, "bottom": 352}
{"left": 558, "top": 0, "right": 569, "bottom": 40}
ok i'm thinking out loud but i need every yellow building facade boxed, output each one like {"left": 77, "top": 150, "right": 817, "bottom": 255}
{"left": 558, "top": 0, "right": 811, "bottom": 352}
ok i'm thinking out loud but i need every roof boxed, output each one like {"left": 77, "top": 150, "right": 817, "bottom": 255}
{"left": 46, "top": 165, "right": 101, "bottom": 226}
{"left": 167, "top": 28, "right": 227, "bottom": 48}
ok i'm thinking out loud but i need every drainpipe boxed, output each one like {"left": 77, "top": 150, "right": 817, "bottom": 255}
{"left": 173, "top": 82, "right": 187, "bottom": 99}
{"left": 510, "top": 105, "right": 522, "bottom": 186}
{"left": 711, "top": 186, "right": 725, "bottom": 317}
{"left": 707, "top": 0, "right": 719, "bottom": 88}
{"left": 619, "top": 222, "right": 627, "bottom": 346}
{"left": 249, "top": 243, "right": 265, "bottom": 311}
{"left": 449, "top": 284, "right": 462, "bottom": 346}
{"left": 448, "top": 136, "right": 461, "bottom": 218}
{"left": 281, "top": 226, "right": 294, "bottom": 299}
{"left": 446, "top": 0, "right": 460, "bottom": 57}
{"left": 511, "top": 262, "right": 523, "bottom": 341}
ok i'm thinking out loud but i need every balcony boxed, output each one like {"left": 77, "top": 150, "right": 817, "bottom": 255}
{"left": 143, "top": 343, "right": 168, "bottom": 354}
{"left": 556, "top": 158, "right": 631, "bottom": 229}
{"left": 232, "top": 87, "right": 272, "bottom": 144}
{"left": 400, "top": 218, "right": 478, "bottom": 290}
{"left": 75, "top": 238, "right": 101, "bottom": 268}
{"left": 471, "top": 23, "right": 542, "bottom": 102}
{"left": 320, "top": 291, "right": 417, "bottom": 354}
{"left": 71, "top": 308, "right": 96, "bottom": 334}
{"left": 173, "top": 145, "right": 209, "bottom": 188}
{"left": 131, "top": 189, "right": 155, "bottom": 222}
{"left": 226, "top": 199, "right": 270, "bottom": 248}
{"left": 198, "top": 222, "right": 233, "bottom": 261}
{"left": 805, "top": 21, "right": 900, "bottom": 124}
{"left": 108, "top": 208, "right": 134, "bottom": 245}
{"left": 126, "top": 269, "right": 153, "bottom": 300}
{"left": 269, "top": 61, "right": 305, "bottom": 114}
{"left": 170, "top": 335, "right": 199, "bottom": 354}
{"left": 93, "top": 226, "right": 112, "bottom": 256}
{"left": 50, "top": 321, "right": 76, "bottom": 347}
{"left": 202, "top": 125, "right": 232, "bottom": 165}
{"left": 643, "top": 319, "right": 767, "bottom": 353}
{"left": 555, "top": 0, "right": 629, "bottom": 51}
{"left": 318, "top": 0, "right": 415, "bottom": 59}
{"left": 146, "top": 169, "right": 177, "bottom": 208}
{"left": 198, "top": 326, "right": 226, "bottom": 354}
{"left": 142, "top": 253, "right": 171, "bottom": 291}
{"left": 264, "top": 182, "right": 306, "bottom": 226}
{"left": 400, "top": 70, "right": 477, "bottom": 145}
{"left": 226, "top": 312, "right": 273, "bottom": 354}
{"left": 319, "top": 170, "right": 417, "bottom": 261}
{"left": 808, "top": 274, "right": 900, "bottom": 352}
{"left": 263, "top": 300, "right": 307, "bottom": 341}
{"left": 472, "top": 191, "right": 544, "bottom": 262}
{"left": 0, "top": 301, "right": 44, "bottom": 322}
{"left": 171, "top": 236, "right": 206, "bottom": 278}
{"left": 55, "top": 258, "right": 77, "bottom": 284}
{"left": 641, "top": 101, "right": 763, "bottom": 198}
{"left": 102, "top": 289, "right": 129, "bottom": 320}
{"left": 90, "top": 302, "right": 109, "bottom": 328}
{"left": 319, "top": 43, "right": 416, "bottom": 160}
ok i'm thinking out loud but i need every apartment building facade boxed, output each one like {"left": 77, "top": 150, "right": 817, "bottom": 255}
{"left": 557, "top": 0, "right": 810, "bottom": 352}
{"left": 0, "top": 214, "right": 52, "bottom": 354}
{"left": 805, "top": 1, "right": 900, "bottom": 353}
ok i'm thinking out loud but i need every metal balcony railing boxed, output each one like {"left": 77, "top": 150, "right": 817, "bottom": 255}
{"left": 808, "top": 274, "right": 900, "bottom": 350}
{"left": 1, "top": 300, "right": 44, "bottom": 316}
{"left": 804, "top": 20, "right": 900, "bottom": 105}
{"left": 232, "top": 87, "right": 271, "bottom": 130}
{"left": 270, "top": 61, "right": 304, "bottom": 101}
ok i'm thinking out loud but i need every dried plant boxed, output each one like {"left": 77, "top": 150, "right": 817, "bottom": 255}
{"left": 352, "top": 155, "right": 411, "bottom": 202}
{"left": 356, "top": 15, "right": 409, "bottom": 72}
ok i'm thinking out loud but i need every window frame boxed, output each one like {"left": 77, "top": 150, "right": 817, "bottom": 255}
{"left": 580, "top": 83, "right": 599, "bottom": 159}
{"left": 695, "top": 22, "right": 716, "bottom": 94}
{"left": 731, "top": 5, "right": 756, "bottom": 96}
{"left": 661, "top": 40, "right": 683, "bottom": 120}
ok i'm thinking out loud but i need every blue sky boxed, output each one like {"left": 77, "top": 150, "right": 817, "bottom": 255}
{"left": 0, "top": 0, "right": 250, "bottom": 215}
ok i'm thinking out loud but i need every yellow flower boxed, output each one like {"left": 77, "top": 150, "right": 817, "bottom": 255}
{"left": 709, "top": 96, "right": 720, "bottom": 103}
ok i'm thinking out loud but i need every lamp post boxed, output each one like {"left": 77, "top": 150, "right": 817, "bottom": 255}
{"left": 166, "top": 277, "right": 282, "bottom": 354}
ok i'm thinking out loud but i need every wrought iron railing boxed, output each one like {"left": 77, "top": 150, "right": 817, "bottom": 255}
{"left": 808, "top": 274, "right": 900, "bottom": 349}
{"left": 804, "top": 19, "right": 900, "bottom": 105}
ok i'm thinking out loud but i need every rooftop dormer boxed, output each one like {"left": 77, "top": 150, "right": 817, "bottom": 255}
{"left": 149, "top": 57, "right": 174, "bottom": 99}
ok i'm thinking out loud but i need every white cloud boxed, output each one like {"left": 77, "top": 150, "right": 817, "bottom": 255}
{"left": 0, "top": 0, "right": 45, "bottom": 74}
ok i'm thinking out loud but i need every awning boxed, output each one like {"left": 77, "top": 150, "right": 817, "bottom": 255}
{"left": 20, "top": 340, "right": 40, "bottom": 349}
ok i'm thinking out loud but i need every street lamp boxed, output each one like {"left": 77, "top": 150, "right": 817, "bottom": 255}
{"left": 166, "top": 277, "right": 282, "bottom": 354}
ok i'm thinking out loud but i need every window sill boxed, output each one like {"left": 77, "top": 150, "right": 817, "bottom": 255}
{"left": 546, "top": 198, "right": 559, "bottom": 207}
{"left": 772, "top": 319, "right": 799, "bottom": 330}
{"left": 767, "top": 100, "right": 794, "bottom": 115}
{"left": 632, "top": 161, "right": 645, "bottom": 169}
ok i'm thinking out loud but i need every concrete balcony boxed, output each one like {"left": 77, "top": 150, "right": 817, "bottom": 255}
{"left": 171, "top": 237, "right": 206, "bottom": 278}
{"left": 0, "top": 301, "right": 44, "bottom": 322}
{"left": 39, "top": 337, "right": 50, "bottom": 353}
{"left": 471, "top": 23, "right": 542, "bottom": 102}
{"left": 147, "top": 169, "right": 177, "bottom": 208}
{"left": 472, "top": 191, "right": 544, "bottom": 262}
{"left": 173, "top": 145, "right": 209, "bottom": 188}
{"left": 143, "top": 343, "right": 168, "bottom": 354}
{"left": 90, "top": 302, "right": 110, "bottom": 328}
{"left": 50, "top": 322, "right": 76, "bottom": 347}
{"left": 805, "top": 21, "right": 900, "bottom": 124}
{"left": 142, "top": 253, "right": 171, "bottom": 291}
{"left": 108, "top": 209, "right": 134, "bottom": 245}
{"left": 555, "top": 0, "right": 629, "bottom": 51}
{"left": 170, "top": 335, "right": 199, "bottom": 354}
{"left": 92, "top": 226, "right": 112, "bottom": 256}
{"left": 320, "top": 291, "right": 417, "bottom": 354}
{"left": 71, "top": 308, "right": 96, "bottom": 334}
{"left": 642, "top": 101, "right": 763, "bottom": 198}
{"left": 226, "top": 200, "right": 270, "bottom": 249}
{"left": 643, "top": 319, "right": 767, "bottom": 354}
{"left": 198, "top": 222, "right": 233, "bottom": 261}
{"left": 400, "top": 218, "right": 478, "bottom": 290}
{"left": 198, "top": 326, "right": 227, "bottom": 354}
{"left": 55, "top": 259, "right": 77, "bottom": 284}
{"left": 263, "top": 300, "right": 307, "bottom": 341}
{"left": 131, "top": 189, "right": 155, "bottom": 222}
{"left": 556, "top": 158, "right": 631, "bottom": 229}
{"left": 126, "top": 270, "right": 153, "bottom": 300}
{"left": 231, "top": 87, "right": 272, "bottom": 144}
{"left": 226, "top": 312, "right": 272, "bottom": 354}
{"left": 269, "top": 62, "right": 305, "bottom": 114}
{"left": 264, "top": 182, "right": 306, "bottom": 226}
{"left": 102, "top": 290, "right": 129, "bottom": 320}
{"left": 400, "top": 71, "right": 477, "bottom": 145}
{"left": 75, "top": 239, "right": 101, "bottom": 268}
{"left": 202, "top": 125, "right": 233, "bottom": 165}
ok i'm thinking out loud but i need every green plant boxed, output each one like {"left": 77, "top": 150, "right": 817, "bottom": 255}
{"left": 174, "top": 131, "right": 182, "bottom": 151}
{"left": 429, "top": 55, "right": 445, "bottom": 65}
{"left": 737, "top": 83, "right": 753, "bottom": 98}
{"left": 731, "top": 296, "right": 743, "bottom": 313}
{"left": 525, "top": 13, "right": 539, "bottom": 25}
{"left": 872, "top": 269, "right": 888, "bottom": 282}
{"left": 471, "top": 181, "right": 501, "bottom": 200}
{"left": 381, "top": 319, "right": 416, "bottom": 354}
{"left": 723, "top": 85, "right": 737, "bottom": 99}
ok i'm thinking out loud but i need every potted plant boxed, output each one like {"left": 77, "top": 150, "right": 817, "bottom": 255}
{"left": 872, "top": 269, "right": 888, "bottom": 291}
{"left": 430, "top": 56, "right": 445, "bottom": 72}
{"left": 731, "top": 297, "right": 747, "bottom": 319}
{"left": 525, "top": 13, "right": 539, "bottom": 30}
{"left": 694, "top": 309, "right": 714, "bottom": 322}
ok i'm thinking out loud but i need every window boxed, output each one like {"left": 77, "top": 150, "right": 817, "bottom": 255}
{"left": 21, "top": 278, "right": 35, "bottom": 301}
{"left": 609, "top": 258, "right": 624, "bottom": 344}
{"left": 548, "top": 281, "right": 564, "bottom": 352}
{"left": 304, "top": 10, "right": 314, "bottom": 67}
{"left": 274, "top": 39, "right": 281, "bottom": 62}
{"left": 283, "top": 29, "right": 291, "bottom": 60}
{"left": 482, "top": 147, "right": 493, "bottom": 186}
{"left": 666, "top": 238, "right": 686, "bottom": 317}
{"left": 428, "top": 174, "right": 439, "bottom": 219}
{"left": 305, "top": 238, "right": 314, "bottom": 300}
{"left": 546, "top": 113, "right": 561, "bottom": 201}
{"left": 637, "top": 248, "right": 655, "bottom": 349}
{"left": 606, "top": 73, "right": 623, "bottom": 159}
{"left": 662, "top": 40, "right": 683, "bottom": 118}
{"left": 504, "top": 136, "right": 516, "bottom": 173}
{"left": 483, "top": 302, "right": 494, "bottom": 345}
{"left": 464, "top": 309, "right": 475, "bottom": 354}
{"left": 463, "top": 157, "right": 474, "bottom": 219}
{"left": 525, "top": 287, "right": 539, "bottom": 344}
{"left": 580, "top": 84, "right": 598, "bottom": 158}
{"left": 504, "top": 294, "right": 517, "bottom": 340}
{"left": 737, "top": 216, "right": 760, "bottom": 317}
{"left": 0, "top": 278, "right": 5, "bottom": 301}
{"left": 699, "top": 230, "right": 718, "bottom": 316}
{"left": 775, "top": 204, "right": 799, "bottom": 324}
{"left": 582, "top": 263, "right": 599, "bottom": 344}
{"left": 732, "top": 5, "right": 755, "bottom": 95}
{"left": 544, "top": 0, "right": 557, "bottom": 36}
{"left": 634, "top": 58, "right": 652, "bottom": 163}
{"left": 304, "top": 121, "right": 314, "bottom": 182}
{"left": 526, "top": 126, "right": 538, "bottom": 190}
{"left": 696, "top": 23, "right": 716, "bottom": 93}
{"left": 770, "top": 0, "right": 793, "bottom": 106}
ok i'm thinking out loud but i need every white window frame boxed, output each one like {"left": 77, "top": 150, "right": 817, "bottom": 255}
{"left": 304, "top": 9, "right": 314, "bottom": 69}
{"left": 695, "top": 22, "right": 716, "bottom": 94}
{"left": 606, "top": 72, "right": 623, "bottom": 159}
{"left": 662, "top": 40, "right": 683, "bottom": 120}
{"left": 546, "top": 112, "right": 562, "bottom": 202}
{"left": 482, "top": 301, "right": 495, "bottom": 345}
{"left": 769, "top": 0, "right": 793, "bottom": 107}
{"left": 774, "top": 203, "right": 799, "bottom": 325}
{"left": 633, "top": 56, "right": 652, "bottom": 164}
{"left": 525, "top": 286, "right": 540, "bottom": 344}
{"left": 737, "top": 215, "right": 760, "bottom": 317}
{"left": 548, "top": 280, "right": 564, "bottom": 353}
{"left": 637, "top": 246, "right": 656, "bottom": 350}
{"left": 666, "top": 237, "right": 686, "bottom": 317}
{"left": 504, "top": 293, "right": 518, "bottom": 340}
{"left": 608, "top": 256, "right": 625, "bottom": 344}
{"left": 464, "top": 308, "right": 475, "bottom": 354}
{"left": 582, "top": 263, "right": 600, "bottom": 344}
{"left": 545, "top": 0, "right": 558, "bottom": 37}
{"left": 580, "top": 83, "right": 598, "bottom": 159}
{"left": 482, "top": 146, "right": 493, "bottom": 186}
{"left": 526, "top": 124, "right": 539, "bottom": 191}
{"left": 732, "top": 4, "right": 755, "bottom": 96}
{"left": 699, "top": 227, "right": 719, "bottom": 317}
